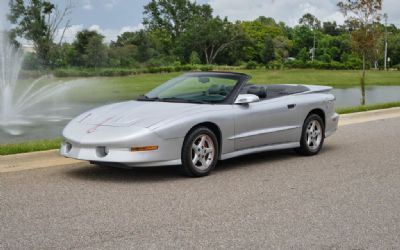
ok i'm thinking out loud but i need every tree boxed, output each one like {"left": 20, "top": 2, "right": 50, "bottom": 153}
{"left": 338, "top": 0, "right": 383, "bottom": 105}
{"left": 240, "top": 18, "right": 282, "bottom": 62}
{"left": 8, "top": 0, "right": 72, "bottom": 68}
{"left": 182, "top": 17, "right": 246, "bottom": 64}
{"left": 299, "top": 13, "right": 321, "bottom": 30}
{"left": 86, "top": 35, "right": 108, "bottom": 68}
{"left": 262, "top": 36, "right": 275, "bottom": 64}
{"left": 299, "top": 13, "right": 321, "bottom": 61}
{"left": 273, "top": 35, "right": 292, "bottom": 69}
{"left": 72, "top": 30, "right": 107, "bottom": 67}
{"left": 143, "top": 0, "right": 212, "bottom": 41}
{"left": 113, "top": 31, "right": 150, "bottom": 62}
{"left": 388, "top": 33, "right": 400, "bottom": 67}
{"left": 189, "top": 51, "right": 201, "bottom": 65}
{"left": 323, "top": 21, "right": 341, "bottom": 36}
{"left": 291, "top": 25, "right": 314, "bottom": 58}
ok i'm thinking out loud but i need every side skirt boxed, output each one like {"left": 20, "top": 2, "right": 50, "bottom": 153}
{"left": 220, "top": 142, "right": 300, "bottom": 160}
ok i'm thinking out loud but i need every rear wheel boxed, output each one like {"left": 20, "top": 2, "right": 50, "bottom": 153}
{"left": 297, "top": 114, "right": 325, "bottom": 156}
{"left": 181, "top": 127, "right": 219, "bottom": 177}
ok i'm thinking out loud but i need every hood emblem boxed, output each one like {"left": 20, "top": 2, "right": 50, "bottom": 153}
{"left": 87, "top": 117, "right": 114, "bottom": 134}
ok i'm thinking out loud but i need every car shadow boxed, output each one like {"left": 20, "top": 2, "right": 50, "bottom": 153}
{"left": 64, "top": 145, "right": 338, "bottom": 183}
{"left": 64, "top": 164, "right": 184, "bottom": 183}
{"left": 215, "top": 144, "right": 338, "bottom": 173}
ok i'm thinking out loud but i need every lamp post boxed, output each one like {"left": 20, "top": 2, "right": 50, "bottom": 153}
{"left": 384, "top": 13, "right": 388, "bottom": 70}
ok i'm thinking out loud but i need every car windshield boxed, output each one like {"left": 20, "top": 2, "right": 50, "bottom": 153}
{"left": 138, "top": 73, "right": 241, "bottom": 104}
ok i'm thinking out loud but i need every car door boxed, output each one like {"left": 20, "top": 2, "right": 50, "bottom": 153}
{"left": 233, "top": 96, "right": 302, "bottom": 151}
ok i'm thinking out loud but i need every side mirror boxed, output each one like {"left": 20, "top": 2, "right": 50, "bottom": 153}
{"left": 234, "top": 94, "right": 260, "bottom": 104}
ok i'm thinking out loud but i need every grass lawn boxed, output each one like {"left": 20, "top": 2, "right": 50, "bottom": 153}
{"left": 237, "top": 69, "right": 400, "bottom": 87}
{"left": 62, "top": 69, "right": 400, "bottom": 103}
{"left": 0, "top": 138, "right": 63, "bottom": 156}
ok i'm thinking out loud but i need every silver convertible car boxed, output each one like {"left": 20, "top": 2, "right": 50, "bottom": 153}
{"left": 61, "top": 72, "right": 339, "bottom": 177}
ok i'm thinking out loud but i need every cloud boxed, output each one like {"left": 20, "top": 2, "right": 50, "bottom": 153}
{"left": 82, "top": 0, "right": 93, "bottom": 10}
{"left": 105, "top": 0, "right": 120, "bottom": 9}
{"left": 88, "top": 24, "right": 144, "bottom": 42}
{"left": 56, "top": 23, "right": 144, "bottom": 43}
{"left": 205, "top": 0, "right": 400, "bottom": 26}
{"left": 55, "top": 24, "right": 84, "bottom": 43}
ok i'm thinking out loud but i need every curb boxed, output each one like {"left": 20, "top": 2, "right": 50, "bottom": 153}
{"left": 0, "top": 150, "right": 85, "bottom": 173}
{"left": 339, "top": 107, "right": 400, "bottom": 126}
{"left": 1, "top": 107, "right": 400, "bottom": 173}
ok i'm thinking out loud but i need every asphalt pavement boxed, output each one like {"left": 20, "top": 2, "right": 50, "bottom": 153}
{"left": 1, "top": 117, "right": 400, "bottom": 250}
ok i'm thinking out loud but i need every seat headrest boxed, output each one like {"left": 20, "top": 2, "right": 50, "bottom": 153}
{"left": 208, "top": 84, "right": 227, "bottom": 95}
{"left": 247, "top": 86, "right": 267, "bottom": 99}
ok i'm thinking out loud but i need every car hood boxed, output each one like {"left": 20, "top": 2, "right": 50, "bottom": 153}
{"left": 77, "top": 101, "right": 208, "bottom": 128}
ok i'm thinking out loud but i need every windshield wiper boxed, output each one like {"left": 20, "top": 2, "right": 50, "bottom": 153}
{"left": 160, "top": 97, "right": 208, "bottom": 104}
{"left": 137, "top": 95, "right": 159, "bottom": 101}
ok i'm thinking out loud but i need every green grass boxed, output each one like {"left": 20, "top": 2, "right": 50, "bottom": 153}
{"left": 337, "top": 101, "right": 400, "bottom": 114}
{"left": 0, "top": 138, "right": 63, "bottom": 156}
{"left": 235, "top": 69, "right": 400, "bottom": 88}
{"left": 58, "top": 69, "right": 400, "bottom": 103}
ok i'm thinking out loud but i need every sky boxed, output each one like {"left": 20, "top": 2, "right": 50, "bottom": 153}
{"left": 1, "top": 0, "right": 399, "bottom": 43}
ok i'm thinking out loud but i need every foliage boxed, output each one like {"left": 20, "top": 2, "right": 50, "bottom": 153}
{"left": 262, "top": 36, "right": 275, "bottom": 64}
{"left": 143, "top": 0, "right": 212, "bottom": 40}
{"left": 189, "top": 51, "right": 201, "bottom": 65}
{"left": 8, "top": 0, "right": 400, "bottom": 72}
{"left": 181, "top": 16, "right": 246, "bottom": 64}
{"left": 72, "top": 30, "right": 108, "bottom": 67}
{"left": 8, "top": 0, "right": 72, "bottom": 68}
{"left": 338, "top": 0, "right": 383, "bottom": 105}
{"left": 245, "top": 61, "right": 258, "bottom": 69}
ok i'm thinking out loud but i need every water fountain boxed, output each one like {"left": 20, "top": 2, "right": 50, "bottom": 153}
{"left": 0, "top": 31, "right": 76, "bottom": 137}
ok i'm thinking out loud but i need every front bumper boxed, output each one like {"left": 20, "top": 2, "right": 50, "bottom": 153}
{"left": 60, "top": 139, "right": 183, "bottom": 167}
{"left": 60, "top": 122, "right": 184, "bottom": 167}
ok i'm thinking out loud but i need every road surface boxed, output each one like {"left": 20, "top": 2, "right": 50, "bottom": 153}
{"left": 1, "top": 117, "right": 400, "bottom": 250}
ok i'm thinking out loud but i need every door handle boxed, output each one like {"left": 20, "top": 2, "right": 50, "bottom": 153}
{"left": 287, "top": 104, "right": 296, "bottom": 109}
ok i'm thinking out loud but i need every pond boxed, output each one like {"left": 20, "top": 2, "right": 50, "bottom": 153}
{"left": 1, "top": 85, "right": 400, "bottom": 144}
{"left": 332, "top": 86, "right": 400, "bottom": 107}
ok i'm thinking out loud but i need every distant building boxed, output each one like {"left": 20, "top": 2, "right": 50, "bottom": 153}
{"left": 21, "top": 44, "right": 35, "bottom": 53}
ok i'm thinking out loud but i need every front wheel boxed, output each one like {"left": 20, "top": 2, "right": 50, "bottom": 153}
{"left": 181, "top": 127, "right": 219, "bottom": 177}
{"left": 297, "top": 114, "right": 325, "bottom": 156}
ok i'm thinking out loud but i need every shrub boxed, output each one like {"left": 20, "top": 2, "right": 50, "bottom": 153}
{"left": 245, "top": 61, "right": 257, "bottom": 69}
{"left": 200, "top": 65, "right": 214, "bottom": 71}
{"left": 189, "top": 51, "right": 201, "bottom": 65}
{"left": 391, "top": 64, "right": 400, "bottom": 70}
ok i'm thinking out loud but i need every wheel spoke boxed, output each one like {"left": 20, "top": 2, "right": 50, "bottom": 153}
{"left": 199, "top": 136, "right": 206, "bottom": 148}
{"left": 311, "top": 138, "right": 317, "bottom": 145}
{"left": 192, "top": 154, "right": 200, "bottom": 165}
{"left": 305, "top": 118, "right": 323, "bottom": 151}
{"left": 190, "top": 133, "right": 216, "bottom": 171}
{"left": 307, "top": 136, "right": 312, "bottom": 146}
{"left": 311, "top": 121, "right": 316, "bottom": 132}
{"left": 205, "top": 147, "right": 214, "bottom": 154}
{"left": 199, "top": 157, "right": 207, "bottom": 167}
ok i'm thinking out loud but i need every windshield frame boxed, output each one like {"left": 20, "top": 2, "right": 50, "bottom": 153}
{"left": 138, "top": 72, "right": 251, "bottom": 105}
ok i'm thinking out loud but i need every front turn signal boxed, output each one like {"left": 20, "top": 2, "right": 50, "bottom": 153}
{"left": 130, "top": 146, "right": 159, "bottom": 152}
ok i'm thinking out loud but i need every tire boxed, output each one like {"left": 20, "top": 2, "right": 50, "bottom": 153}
{"left": 181, "top": 127, "right": 219, "bottom": 177}
{"left": 297, "top": 114, "right": 325, "bottom": 156}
